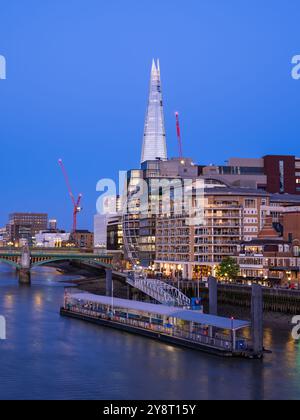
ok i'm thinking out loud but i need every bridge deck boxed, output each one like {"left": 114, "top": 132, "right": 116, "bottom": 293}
{"left": 0, "top": 250, "right": 113, "bottom": 269}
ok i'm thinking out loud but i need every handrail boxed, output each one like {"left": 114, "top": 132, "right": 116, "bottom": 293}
{"left": 65, "top": 304, "right": 239, "bottom": 352}
{"left": 126, "top": 274, "right": 191, "bottom": 307}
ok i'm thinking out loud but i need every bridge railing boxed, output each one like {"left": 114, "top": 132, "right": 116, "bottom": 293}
{"left": 127, "top": 274, "right": 191, "bottom": 307}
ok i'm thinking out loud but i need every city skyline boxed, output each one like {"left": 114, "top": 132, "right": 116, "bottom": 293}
{"left": 1, "top": 1, "right": 300, "bottom": 403}
{"left": 1, "top": 1, "right": 300, "bottom": 230}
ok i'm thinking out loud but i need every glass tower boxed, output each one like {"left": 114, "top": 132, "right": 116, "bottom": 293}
{"left": 141, "top": 59, "right": 167, "bottom": 164}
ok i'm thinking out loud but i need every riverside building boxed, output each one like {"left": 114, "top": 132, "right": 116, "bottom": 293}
{"left": 155, "top": 186, "right": 269, "bottom": 280}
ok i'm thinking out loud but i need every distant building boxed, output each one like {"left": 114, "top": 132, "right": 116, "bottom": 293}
{"left": 94, "top": 195, "right": 122, "bottom": 250}
{"left": 7, "top": 213, "right": 48, "bottom": 246}
{"left": 71, "top": 230, "right": 94, "bottom": 249}
{"left": 282, "top": 209, "right": 300, "bottom": 245}
{"left": 0, "top": 227, "right": 7, "bottom": 247}
{"left": 199, "top": 155, "right": 300, "bottom": 194}
{"left": 94, "top": 214, "right": 108, "bottom": 249}
{"left": 141, "top": 59, "right": 167, "bottom": 163}
{"left": 34, "top": 231, "right": 70, "bottom": 248}
{"left": 236, "top": 239, "right": 299, "bottom": 286}
{"left": 48, "top": 219, "right": 57, "bottom": 231}
{"left": 236, "top": 212, "right": 300, "bottom": 287}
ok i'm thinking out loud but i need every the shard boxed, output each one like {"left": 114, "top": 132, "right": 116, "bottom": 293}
{"left": 141, "top": 59, "right": 167, "bottom": 164}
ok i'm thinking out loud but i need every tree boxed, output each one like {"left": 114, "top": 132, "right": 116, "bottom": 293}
{"left": 215, "top": 257, "right": 240, "bottom": 281}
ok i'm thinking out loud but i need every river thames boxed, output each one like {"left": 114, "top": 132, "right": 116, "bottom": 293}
{"left": 0, "top": 265, "right": 299, "bottom": 400}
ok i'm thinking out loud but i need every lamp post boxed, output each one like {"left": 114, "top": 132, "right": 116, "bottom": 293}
{"left": 111, "top": 277, "right": 114, "bottom": 314}
{"left": 231, "top": 317, "right": 236, "bottom": 351}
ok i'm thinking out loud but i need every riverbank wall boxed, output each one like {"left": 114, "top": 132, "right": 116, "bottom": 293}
{"left": 180, "top": 282, "right": 300, "bottom": 315}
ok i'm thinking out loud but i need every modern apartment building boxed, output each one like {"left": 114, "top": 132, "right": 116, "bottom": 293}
{"left": 155, "top": 187, "right": 270, "bottom": 280}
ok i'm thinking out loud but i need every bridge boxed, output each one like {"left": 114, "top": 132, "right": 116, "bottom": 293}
{"left": 127, "top": 274, "right": 191, "bottom": 307}
{"left": 0, "top": 248, "right": 190, "bottom": 308}
{"left": 0, "top": 247, "right": 113, "bottom": 284}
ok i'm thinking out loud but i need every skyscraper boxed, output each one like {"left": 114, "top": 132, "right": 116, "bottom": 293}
{"left": 141, "top": 59, "right": 167, "bottom": 164}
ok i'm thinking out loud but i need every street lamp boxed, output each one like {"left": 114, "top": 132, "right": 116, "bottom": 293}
{"left": 231, "top": 317, "right": 235, "bottom": 351}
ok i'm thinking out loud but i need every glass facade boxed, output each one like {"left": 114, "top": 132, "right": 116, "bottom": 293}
{"left": 141, "top": 60, "right": 167, "bottom": 163}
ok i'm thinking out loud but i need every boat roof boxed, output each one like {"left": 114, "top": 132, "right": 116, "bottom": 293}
{"left": 69, "top": 292, "right": 250, "bottom": 331}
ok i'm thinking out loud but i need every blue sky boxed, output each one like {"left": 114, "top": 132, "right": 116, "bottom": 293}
{"left": 0, "top": 0, "right": 300, "bottom": 230}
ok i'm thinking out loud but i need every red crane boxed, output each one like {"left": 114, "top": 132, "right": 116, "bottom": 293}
{"left": 58, "top": 159, "right": 82, "bottom": 233}
{"left": 175, "top": 112, "right": 183, "bottom": 159}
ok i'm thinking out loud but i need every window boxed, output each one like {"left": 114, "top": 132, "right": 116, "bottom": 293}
{"left": 279, "top": 160, "right": 284, "bottom": 193}
{"left": 245, "top": 199, "right": 256, "bottom": 208}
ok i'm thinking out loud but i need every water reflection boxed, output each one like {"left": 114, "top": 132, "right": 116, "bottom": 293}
{"left": 0, "top": 264, "right": 299, "bottom": 400}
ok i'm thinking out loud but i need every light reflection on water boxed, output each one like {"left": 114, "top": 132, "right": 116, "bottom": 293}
{"left": 0, "top": 264, "right": 299, "bottom": 400}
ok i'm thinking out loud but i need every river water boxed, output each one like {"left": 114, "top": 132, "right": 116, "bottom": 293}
{"left": 0, "top": 265, "right": 299, "bottom": 400}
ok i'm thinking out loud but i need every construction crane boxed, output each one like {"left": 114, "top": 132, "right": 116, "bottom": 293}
{"left": 58, "top": 159, "right": 82, "bottom": 233}
{"left": 175, "top": 112, "right": 183, "bottom": 160}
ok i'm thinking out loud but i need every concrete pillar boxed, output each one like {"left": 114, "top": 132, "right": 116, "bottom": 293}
{"left": 232, "top": 329, "right": 236, "bottom": 352}
{"left": 19, "top": 245, "right": 31, "bottom": 285}
{"left": 251, "top": 284, "right": 263, "bottom": 356}
{"left": 183, "top": 264, "right": 188, "bottom": 280}
{"left": 188, "top": 264, "right": 193, "bottom": 280}
{"left": 105, "top": 269, "right": 113, "bottom": 296}
{"left": 208, "top": 276, "right": 218, "bottom": 316}
{"left": 19, "top": 269, "right": 31, "bottom": 285}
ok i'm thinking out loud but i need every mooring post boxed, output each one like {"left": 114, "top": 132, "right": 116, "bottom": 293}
{"left": 208, "top": 276, "right": 218, "bottom": 316}
{"left": 251, "top": 284, "right": 263, "bottom": 356}
{"left": 19, "top": 245, "right": 31, "bottom": 285}
{"left": 105, "top": 268, "right": 113, "bottom": 297}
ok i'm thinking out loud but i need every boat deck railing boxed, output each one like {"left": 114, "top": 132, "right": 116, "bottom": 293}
{"left": 64, "top": 304, "right": 246, "bottom": 353}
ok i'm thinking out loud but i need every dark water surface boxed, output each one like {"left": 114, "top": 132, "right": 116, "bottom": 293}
{"left": 0, "top": 265, "right": 299, "bottom": 400}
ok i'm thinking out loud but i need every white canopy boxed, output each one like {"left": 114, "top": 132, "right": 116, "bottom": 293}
{"left": 68, "top": 292, "right": 250, "bottom": 331}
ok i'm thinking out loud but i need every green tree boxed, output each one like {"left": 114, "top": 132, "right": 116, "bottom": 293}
{"left": 215, "top": 257, "right": 240, "bottom": 281}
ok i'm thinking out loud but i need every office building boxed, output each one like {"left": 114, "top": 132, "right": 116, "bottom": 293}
{"left": 199, "top": 155, "right": 300, "bottom": 194}
{"left": 7, "top": 213, "right": 48, "bottom": 246}
{"left": 141, "top": 59, "right": 167, "bottom": 163}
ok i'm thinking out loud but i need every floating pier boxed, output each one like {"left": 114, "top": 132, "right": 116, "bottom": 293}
{"left": 60, "top": 289, "right": 263, "bottom": 358}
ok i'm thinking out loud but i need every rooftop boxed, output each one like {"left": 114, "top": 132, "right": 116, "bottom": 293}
{"left": 270, "top": 194, "right": 300, "bottom": 203}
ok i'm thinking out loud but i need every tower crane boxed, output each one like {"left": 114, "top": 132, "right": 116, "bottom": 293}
{"left": 58, "top": 159, "right": 82, "bottom": 233}
{"left": 175, "top": 112, "right": 183, "bottom": 160}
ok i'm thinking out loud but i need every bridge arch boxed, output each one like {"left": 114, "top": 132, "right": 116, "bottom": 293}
{"left": 31, "top": 256, "right": 112, "bottom": 269}
{"left": 0, "top": 258, "right": 20, "bottom": 269}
